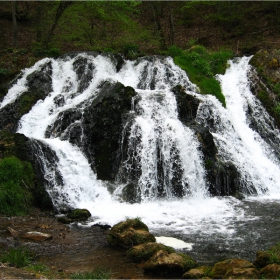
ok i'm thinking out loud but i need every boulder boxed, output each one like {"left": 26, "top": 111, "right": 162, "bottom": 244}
{"left": 66, "top": 208, "right": 91, "bottom": 221}
{"left": 223, "top": 267, "right": 260, "bottom": 279}
{"left": 260, "top": 263, "right": 280, "bottom": 279}
{"left": 182, "top": 266, "right": 212, "bottom": 279}
{"left": 211, "top": 259, "right": 255, "bottom": 279}
{"left": 107, "top": 218, "right": 155, "bottom": 249}
{"left": 127, "top": 242, "right": 175, "bottom": 263}
{"left": 254, "top": 250, "right": 271, "bottom": 269}
{"left": 143, "top": 250, "right": 197, "bottom": 277}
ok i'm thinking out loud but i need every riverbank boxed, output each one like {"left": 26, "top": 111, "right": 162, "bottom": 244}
{"left": 0, "top": 208, "right": 149, "bottom": 279}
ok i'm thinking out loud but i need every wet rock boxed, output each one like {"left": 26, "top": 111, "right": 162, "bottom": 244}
{"left": 254, "top": 250, "right": 271, "bottom": 269}
{"left": 127, "top": 242, "right": 175, "bottom": 263}
{"left": 260, "top": 263, "right": 280, "bottom": 279}
{"left": 182, "top": 266, "right": 212, "bottom": 279}
{"left": 211, "top": 259, "right": 255, "bottom": 279}
{"left": 121, "top": 183, "right": 141, "bottom": 204}
{"left": 223, "top": 267, "right": 260, "bottom": 279}
{"left": 107, "top": 218, "right": 155, "bottom": 249}
{"left": 21, "top": 231, "right": 52, "bottom": 241}
{"left": 67, "top": 208, "right": 91, "bottom": 221}
{"left": 57, "top": 216, "right": 73, "bottom": 224}
{"left": 143, "top": 250, "right": 197, "bottom": 277}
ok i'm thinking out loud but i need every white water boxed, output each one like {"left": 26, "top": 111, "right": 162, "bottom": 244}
{"left": 1, "top": 54, "right": 280, "bottom": 250}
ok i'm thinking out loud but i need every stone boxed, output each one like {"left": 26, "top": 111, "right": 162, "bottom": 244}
{"left": 7, "top": 227, "right": 19, "bottom": 238}
{"left": 260, "top": 263, "right": 280, "bottom": 279}
{"left": 107, "top": 218, "right": 155, "bottom": 249}
{"left": 66, "top": 208, "right": 91, "bottom": 221}
{"left": 211, "top": 259, "right": 255, "bottom": 279}
{"left": 182, "top": 266, "right": 212, "bottom": 279}
{"left": 21, "top": 231, "right": 52, "bottom": 241}
{"left": 223, "top": 267, "right": 260, "bottom": 279}
{"left": 127, "top": 242, "right": 175, "bottom": 263}
{"left": 254, "top": 250, "right": 271, "bottom": 269}
{"left": 143, "top": 250, "right": 197, "bottom": 277}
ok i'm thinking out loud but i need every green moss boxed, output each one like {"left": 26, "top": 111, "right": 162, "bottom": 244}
{"left": 17, "top": 91, "right": 41, "bottom": 116}
{"left": 0, "top": 156, "right": 34, "bottom": 215}
{"left": 267, "top": 243, "right": 280, "bottom": 264}
{"left": 169, "top": 45, "right": 233, "bottom": 107}
{"left": 178, "top": 253, "right": 198, "bottom": 272}
{"left": 127, "top": 242, "right": 175, "bottom": 263}
{"left": 67, "top": 208, "right": 91, "bottom": 220}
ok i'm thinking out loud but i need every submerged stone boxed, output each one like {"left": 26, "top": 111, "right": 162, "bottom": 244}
{"left": 67, "top": 208, "right": 91, "bottom": 221}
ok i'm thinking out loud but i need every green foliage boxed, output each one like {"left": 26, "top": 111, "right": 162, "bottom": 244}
{"left": 27, "top": 263, "right": 50, "bottom": 273}
{"left": 167, "top": 45, "right": 183, "bottom": 57}
{"left": 0, "top": 156, "right": 34, "bottom": 215}
{"left": 70, "top": 268, "right": 111, "bottom": 279}
{"left": 275, "top": 103, "right": 280, "bottom": 116}
{"left": 0, "top": 247, "right": 33, "bottom": 268}
{"left": 171, "top": 45, "right": 233, "bottom": 107}
{"left": 267, "top": 243, "right": 280, "bottom": 264}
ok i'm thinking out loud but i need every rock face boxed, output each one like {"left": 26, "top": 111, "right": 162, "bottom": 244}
{"left": 143, "top": 250, "right": 197, "bottom": 277}
{"left": 107, "top": 218, "right": 156, "bottom": 249}
{"left": 0, "top": 61, "right": 53, "bottom": 133}
{"left": 211, "top": 258, "right": 256, "bottom": 279}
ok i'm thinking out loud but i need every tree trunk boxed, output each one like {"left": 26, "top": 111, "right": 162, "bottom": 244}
{"left": 150, "top": 2, "right": 167, "bottom": 50}
{"left": 43, "top": 1, "right": 72, "bottom": 48}
{"left": 12, "top": 0, "right": 18, "bottom": 48}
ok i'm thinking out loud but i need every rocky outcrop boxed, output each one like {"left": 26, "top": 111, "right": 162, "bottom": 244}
{"left": 0, "top": 61, "right": 52, "bottom": 133}
{"left": 107, "top": 218, "right": 156, "bottom": 249}
{"left": 143, "top": 250, "right": 197, "bottom": 277}
{"left": 260, "top": 263, "right": 280, "bottom": 279}
{"left": 127, "top": 242, "right": 175, "bottom": 263}
{"left": 211, "top": 258, "right": 256, "bottom": 279}
{"left": 182, "top": 266, "right": 212, "bottom": 279}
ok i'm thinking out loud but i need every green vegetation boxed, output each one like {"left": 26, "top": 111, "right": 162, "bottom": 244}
{"left": 27, "top": 263, "right": 50, "bottom": 274}
{"left": 70, "top": 268, "right": 111, "bottom": 279}
{"left": 267, "top": 243, "right": 280, "bottom": 264}
{"left": 0, "top": 247, "right": 33, "bottom": 268}
{"left": 168, "top": 45, "right": 233, "bottom": 107}
{"left": 0, "top": 156, "right": 34, "bottom": 215}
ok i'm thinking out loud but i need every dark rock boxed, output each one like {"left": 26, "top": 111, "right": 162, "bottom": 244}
{"left": 107, "top": 218, "right": 155, "bottom": 249}
{"left": 57, "top": 216, "right": 73, "bottom": 224}
{"left": 254, "top": 250, "right": 271, "bottom": 269}
{"left": 121, "top": 183, "right": 141, "bottom": 204}
{"left": 67, "top": 208, "right": 91, "bottom": 221}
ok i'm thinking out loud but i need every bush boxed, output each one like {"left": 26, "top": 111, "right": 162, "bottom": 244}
{"left": 0, "top": 247, "right": 33, "bottom": 268}
{"left": 0, "top": 156, "right": 34, "bottom": 215}
{"left": 172, "top": 45, "right": 233, "bottom": 107}
{"left": 70, "top": 268, "right": 111, "bottom": 279}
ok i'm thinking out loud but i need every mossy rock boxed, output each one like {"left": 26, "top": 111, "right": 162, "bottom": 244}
{"left": 107, "top": 218, "right": 155, "bottom": 249}
{"left": 211, "top": 258, "right": 255, "bottom": 279}
{"left": 223, "top": 267, "right": 260, "bottom": 279}
{"left": 143, "top": 250, "right": 198, "bottom": 277}
{"left": 260, "top": 263, "right": 280, "bottom": 279}
{"left": 182, "top": 266, "right": 212, "bottom": 279}
{"left": 127, "top": 242, "right": 175, "bottom": 263}
{"left": 254, "top": 250, "right": 271, "bottom": 269}
{"left": 67, "top": 208, "right": 91, "bottom": 221}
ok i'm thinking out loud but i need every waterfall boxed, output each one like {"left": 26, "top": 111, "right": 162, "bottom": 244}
{"left": 1, "top": 53, "right": 280, "bottom": 241}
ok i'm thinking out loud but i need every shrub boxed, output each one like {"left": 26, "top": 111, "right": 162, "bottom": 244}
{"left": 0, "top": 156, "right": 34, "bottom": 215}
{"left": 172, "top": 45, "right": 233, "bottom": 107}
{"left": 0, "top": 247, "right": 33, "bottom": 268}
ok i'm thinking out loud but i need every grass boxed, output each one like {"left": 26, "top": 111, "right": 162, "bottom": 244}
{"left": 0, "top": 156, "right": 34, "bottom": 215}
{"left": 168, "top": 45, "right": 233, "bottom": 107}
{"left": 70, "top": 268, "right": 111, "bottom": 279}
{"left": 0, "top": 247, "right": 33, "bottom": 268}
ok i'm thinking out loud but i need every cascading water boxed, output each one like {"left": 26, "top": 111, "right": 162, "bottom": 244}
{"left": 1, "top": 53, "right": 280, "bottom": 263}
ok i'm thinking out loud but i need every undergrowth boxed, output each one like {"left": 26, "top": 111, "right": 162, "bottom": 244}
{"left": 168, "top": 45, "right": 233, "bottom": 107}
{"left": 70, "top": 268, "right": 111, "bottom": 279}
{"left": 0, "top": 156, "right": 34, "bottom": 215}
{"left": 0, "top": 247, "right": 33, "bottom": 268}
